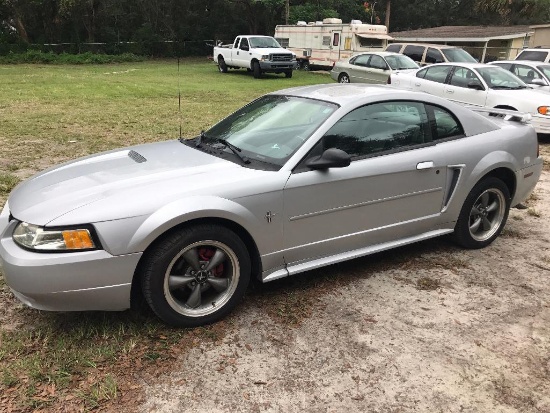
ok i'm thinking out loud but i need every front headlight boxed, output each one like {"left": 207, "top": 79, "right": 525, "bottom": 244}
{"left": 260, "top": 55, "right": 269, "bottom": 61}
{"left": 13, "top": 222, "right": 97, "bottom": 251}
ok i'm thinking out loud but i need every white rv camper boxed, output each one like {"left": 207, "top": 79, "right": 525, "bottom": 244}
{"left": 274, "top": 18, "right": 392, "bottom": 69}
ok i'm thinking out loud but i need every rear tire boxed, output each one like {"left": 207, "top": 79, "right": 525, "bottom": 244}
{"left": 453, "top": 177, "right": 510, "bottom": 249}
{"left": 300, "top": 60, "right": 310, "bottom": 71}
{"left": 218, "top": 57, "right": 228, "bottom": 73}
{"left": 252, "top": 61, "right": 262, "bottom": 79}
{"left": 140, "top": 224, "right": 251, "bottom": 327}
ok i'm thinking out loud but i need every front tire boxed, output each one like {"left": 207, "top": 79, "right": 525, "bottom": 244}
{"left": 141, "top": 224, "right": 251, "bottom": 327}
{"left": 453, "top": 177, "right": 510, "bottom": 249}
{"left": 338, "top": 73, "right": 350, "bottom": 83}
{"left": 252, "top": 61, "right": 262, "bottom": 79}
{"left": 284, "top": 70, "right": 293, "bottom": 78}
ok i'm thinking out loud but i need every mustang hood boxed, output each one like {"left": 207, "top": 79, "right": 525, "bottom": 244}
{"left": 8, "top": 140, "right": 268, "bottom": 226}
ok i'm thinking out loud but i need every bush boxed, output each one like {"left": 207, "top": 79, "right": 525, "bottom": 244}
{"left": 0, "top": 51, "right": 144, "bottom": 64}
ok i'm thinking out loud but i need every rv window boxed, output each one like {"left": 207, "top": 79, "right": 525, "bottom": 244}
{"left": 333, "top": 33, "right": 340, "bottom": 47}
{"left": 358, "top": 37, "right": 384, "bottom": 48}
{"left": 322, "top": 36, "right": 331, "bottom": 46}
{"left": 345, "top": 37, "right": 352, "bottom": 50}
{"left": 276, "top": 38, "right": 289, "bottom": 48}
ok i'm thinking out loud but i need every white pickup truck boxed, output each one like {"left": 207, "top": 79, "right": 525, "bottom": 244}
{"left": 214, "top": 35, "right": 298, "bottom": 79}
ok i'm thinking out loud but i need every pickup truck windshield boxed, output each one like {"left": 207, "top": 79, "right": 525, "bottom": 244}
{"left": 249, "top": 37, "right": 282, "bottom": 48}
{"left": 205, "top": 95, "right": 338, "bottom": 168}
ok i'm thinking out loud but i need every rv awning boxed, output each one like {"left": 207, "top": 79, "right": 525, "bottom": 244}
{"left": 356, "top": 33, "right": 393, "bottom": 40}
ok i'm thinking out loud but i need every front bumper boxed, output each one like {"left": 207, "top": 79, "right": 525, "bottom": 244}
{"left": 530, "top": 114, "right": 550, "bottom": 134}
{"left": 259, "top": 61, "right": 298, "bottom": 71}
{"left": 0, "top": 205, "right": 142, "bottom": 311}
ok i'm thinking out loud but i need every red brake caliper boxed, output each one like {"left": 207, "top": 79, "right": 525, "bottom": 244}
{"left": 198, "top": 247, "right": 224, "bottom": 277}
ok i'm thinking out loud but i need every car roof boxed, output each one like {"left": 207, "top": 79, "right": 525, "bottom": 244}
{"left": 352, "top": 51, "right": 405, "bottom": 58}
{"left": 493, "top": 60, "right": 550, "bottom": 66}
{"left": 388, "top": 43, "right": 462, "bottom": 49}
{"left": 269, "top": 83, "right": 451, "bottom": 107}
{"left": 518, "top": 48, "right": 550, "bottom": 52}
{"left": 419, "top": 62, "right": 495, "bottom": 70}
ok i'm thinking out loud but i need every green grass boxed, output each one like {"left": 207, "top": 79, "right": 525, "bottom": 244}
{"left": 0, "top": 59, "right": 332, "bottom": 410}
{"left": 0, "top": 59, "right": 331, "bottom": 195}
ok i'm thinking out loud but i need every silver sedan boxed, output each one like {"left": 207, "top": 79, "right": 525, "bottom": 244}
{"left": 330, "top": 51, "right": 419, "bottom": 84}
{"left": 0, "top": 84, "right": 543, "bottom": 327}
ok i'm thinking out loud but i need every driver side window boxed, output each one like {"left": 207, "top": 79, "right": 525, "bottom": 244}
{"left": 314, "top": 101, "right": 431, "bottom": 160}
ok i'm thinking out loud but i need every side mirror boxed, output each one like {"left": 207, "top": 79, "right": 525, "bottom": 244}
{"left": 467, "top": 81, "right": 484, "bottom": 90}
{"left": 305, "top": 148, "right": 351, "bottom": 170}
{"left": 530, "top": 78, "right": 547, "bottom": 86}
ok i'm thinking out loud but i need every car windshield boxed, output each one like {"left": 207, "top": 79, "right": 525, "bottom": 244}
{"left": 205, "top": 95, "right": 338, "bottom": 168}
{"left": 537, "top": 64, "right": 550, "bottom": 80}
{"left": 385, "top": 55, "right": 419, "bottom": 70}
{"left": 476, "top": 67, "right": 529, "bottom": 89}
{"left": 441, "top": 48, "right": 477, "bottom": 63}
{"left": 249, "top": 37, "right": 281, "bottom": 48}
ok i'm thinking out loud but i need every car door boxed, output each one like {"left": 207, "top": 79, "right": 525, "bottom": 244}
{"left": 365, "top": 54, "right": 390, "bottom": 84}
{"left": 412, "top": 65, "right": 451, "bottom": 97}
{"left": 348, "top": 54, "right": 371, "bottom": 83}
{"left": 235, "top": 37, "right": 251, "bottom": 67}
{"left": 443, "top": 66, "right": 488, "bottom": 107}
{"left": 282, "top": 101, "right": 449, "bottom": 266}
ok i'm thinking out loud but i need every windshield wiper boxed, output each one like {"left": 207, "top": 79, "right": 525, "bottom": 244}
{"left": 212, "top": 137, "right": 250, "bottom": 165}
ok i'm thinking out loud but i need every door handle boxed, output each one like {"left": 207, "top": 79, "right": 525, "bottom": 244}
{"left": 446, "top": 89, "right": 454, "bottom": 94}
{"left": 237, "top": 51, "right": 240, "bottom": 55}
{"left": 417, "top": 161, "right": 434, "bottom": 170}
{"left": 414, "top": 82, "right": 421, "bottom": 86}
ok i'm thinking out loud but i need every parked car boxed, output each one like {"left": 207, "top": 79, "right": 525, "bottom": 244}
{"left": 0, "top": 84, "right": 542, "bottom": 327}
{"left": 330, "top": 52, "right": 419, "bottom": 84}
{"left": 490, "top": 60, "right": 550, "bottom": 92}
{"left": 385, "top": 43, "right": 477, "bottom": 66}
{"left": 515, "top": 48, "right": 550, "bottom": 63}
{"left": 388, "top": 62, "right": 550, "bottom": 133}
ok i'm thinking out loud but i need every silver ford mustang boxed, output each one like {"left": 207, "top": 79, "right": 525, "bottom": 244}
{"left": 0, "top": 84, "right": 543, "bottom": 327}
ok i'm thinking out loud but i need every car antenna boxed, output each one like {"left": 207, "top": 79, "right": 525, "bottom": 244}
{"left": 178, "top": 56, "right": 182, "bottom": 140}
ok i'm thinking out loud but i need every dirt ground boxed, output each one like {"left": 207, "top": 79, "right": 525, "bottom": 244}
{"left": 1, "top": 146, "right": 549, "bottom": 413}
{"left": 139, "top": 147, "right": 550, "bottom": 412}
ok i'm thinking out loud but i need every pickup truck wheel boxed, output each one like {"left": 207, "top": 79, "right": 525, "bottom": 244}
{"left": 453, "top": 177, "right": 510, "bottom": 249}
{"left": 140, "top": 224, "right": 251, "bottom": 327}
{"left": 252, "top": 61, "right": 262, "bottom": 78}
{"left": 338, "top": 73, "right": 350, "bottom": 83}
{"left": 284, "top": 70, "right": 293, "bottom": 78}
{"left": 218, "top": 57, "right": 228, "bottom": 73}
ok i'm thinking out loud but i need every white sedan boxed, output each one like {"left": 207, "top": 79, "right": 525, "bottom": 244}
{"left": 388, "top": 62, "right": 550, "bottom": 133}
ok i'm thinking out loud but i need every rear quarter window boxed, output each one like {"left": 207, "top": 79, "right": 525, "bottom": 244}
{"left": 516, "top": 50, "right": 549, "bottom": 61}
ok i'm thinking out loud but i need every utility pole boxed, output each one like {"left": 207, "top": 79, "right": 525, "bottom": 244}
{"left": 285, "top": 0, "right": 289, "bottom": 24}
{"left": 385, "top": 0, "right": 391, "bottom": 29}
